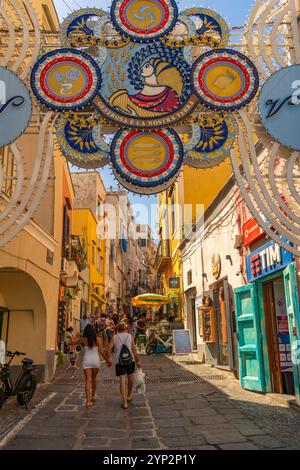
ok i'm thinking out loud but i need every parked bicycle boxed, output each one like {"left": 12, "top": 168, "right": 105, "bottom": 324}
{"left": 0, "top": 351, "right": 38, "bottom": 410}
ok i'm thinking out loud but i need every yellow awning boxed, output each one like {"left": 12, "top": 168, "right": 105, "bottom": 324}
{"left": 131, "top": 293, "right": 171, "bottom": 307}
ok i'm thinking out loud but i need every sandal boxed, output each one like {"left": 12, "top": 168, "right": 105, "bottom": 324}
{"left": 86, "top": 401, "right": 93, "bottom": 408}
{"left": 92, "top": 395, "right": 97, "bottom": 402}
{"left": 127, "top": 398, "right": 133, "bottom": 403}
{"left": 121, "top": 403, "right": 128, "bottom": 409}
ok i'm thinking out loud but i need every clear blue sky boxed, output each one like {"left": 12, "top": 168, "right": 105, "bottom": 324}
{"left": 54, "top": 0, "right": 253, "bottom": 234}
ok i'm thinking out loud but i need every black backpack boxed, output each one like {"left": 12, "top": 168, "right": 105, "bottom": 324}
{"left": 118, "top": 335, "right": 133, "bottom": 367}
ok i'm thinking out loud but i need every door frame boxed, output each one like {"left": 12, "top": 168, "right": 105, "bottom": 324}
{"left": 191, "top": 298, "right": 197, "bottom": 351}
{"left": 0, "top": 307, "right": 9, "bottom": 343}
{"left": 256, "top": 270, "right": 290, "bottom": 394}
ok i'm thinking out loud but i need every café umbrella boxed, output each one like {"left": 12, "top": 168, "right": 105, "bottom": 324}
{"left": 131, "top": 293, "right": 171, "bottom": 307}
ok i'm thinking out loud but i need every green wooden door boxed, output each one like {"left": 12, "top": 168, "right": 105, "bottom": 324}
{"left": 235, "top": 284, "right": 265, "bottom": 392}
{"left": 283, "top": 263, "right": 300, "bottom": 404}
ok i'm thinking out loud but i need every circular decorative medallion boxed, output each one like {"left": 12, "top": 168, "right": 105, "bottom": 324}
{"left": 30, "top": 49, "right": 101, "bottom": 111}
{"left": 56, "top": 116, "right": 110, "bottom": 169}
{"left": 192, "top": 49, "right": 259, "bottom": 111}
{"left": 259, "top": 65, "right": 300, "bottom": 152}
{"left": 184, "top": 116, "right": 236, "bottom": 168}
{"left": 111, "top": 128, "right": 183, "bottom": 188}
{"left": 0, "top": 66, "right": 32, "bottom": 148}
{"left": 110, "top": 0, "right": 178, "bottom": 42}
{"left": 113, "top": 171, "right": 178, "bottom": 195}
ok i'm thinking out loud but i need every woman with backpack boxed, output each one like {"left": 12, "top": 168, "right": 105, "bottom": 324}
{"left": 107, "top": 322, "right": 142, "bottom": 409}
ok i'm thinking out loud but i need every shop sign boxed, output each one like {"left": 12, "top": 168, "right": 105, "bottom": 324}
{"left": 242, "top": 218, "right": 265, "bottom": 246}
{"left": 169, "top": 277, "right": 180, "bottom": 289}
{"left": 212, "top": 253, "right": 221, "bottom": 280}
{"left": 0, "top": 66, "right": 32, "bottom": 149}
{"left": 259, "top": 65, "right": 300, "bottom": 151}
{"left": 246, "top": 240, "right": 293, "bottom": 283}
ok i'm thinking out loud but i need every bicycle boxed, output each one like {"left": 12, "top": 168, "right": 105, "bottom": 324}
{"left": 0, "top": 350, "right": 38, "bottom": 410}
{"left": 146, "top": 329, "right": 173, "bottom": 355}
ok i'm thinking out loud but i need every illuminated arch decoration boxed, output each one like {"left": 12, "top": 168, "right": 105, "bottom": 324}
{"left": 110, "top": 128, "right": 183, "bottom": 188}
{"left": 56, "top": 116, "right": 110, "bottom": 169}
{"left": 110, "top": 0, "right": 178, "bottom": 43}
{"left": 30, "top": 49, "right": 102, "bottom": 111}
{"left": 29, "top": 3, "right": 260, "bottom": 197}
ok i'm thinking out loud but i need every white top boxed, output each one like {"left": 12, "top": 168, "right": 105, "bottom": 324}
{"left": 113, "top": 333, "right": 134, "bottom": 363}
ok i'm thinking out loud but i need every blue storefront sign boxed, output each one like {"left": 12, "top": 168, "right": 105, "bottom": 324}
{"left": 246, "top": 240, "right": 294, "bottom": 283}
{"left": 0, "top": 66, "right": 32, "bottom": 149}
{"left": 259, "top": 65, "right": 300, "bottom": 151}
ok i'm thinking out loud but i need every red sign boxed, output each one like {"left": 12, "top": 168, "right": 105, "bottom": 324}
{"left": 242, "top": 218, "right": 265, "bottom": 247}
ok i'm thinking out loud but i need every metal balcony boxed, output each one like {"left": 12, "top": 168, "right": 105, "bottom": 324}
{"left": 155, "top": 240, "right": 171, "bottom": 275}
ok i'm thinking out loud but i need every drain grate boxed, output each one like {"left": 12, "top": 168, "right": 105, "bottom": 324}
{"left": 54, "top": 374, "right": 224, "bottom": 386}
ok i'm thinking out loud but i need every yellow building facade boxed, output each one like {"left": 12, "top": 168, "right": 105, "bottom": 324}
{"left": 156, "top": 160, "right": 233, "bottom": 321}
{"left": 73, "top": 209, "right": 106, "bottom": 316}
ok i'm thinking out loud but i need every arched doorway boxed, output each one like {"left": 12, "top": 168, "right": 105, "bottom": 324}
{"left": 0, "top": 268, "right": 47, "bottom": 379}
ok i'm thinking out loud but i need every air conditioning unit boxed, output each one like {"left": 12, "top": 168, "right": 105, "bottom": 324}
{"left": 60, "top": 258, "right": 68, "bottom": 275}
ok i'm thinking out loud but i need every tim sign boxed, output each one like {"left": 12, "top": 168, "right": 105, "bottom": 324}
{"left": 246, "top": 240, "right": 293, "bottom": 283}
{"left": 242, "top": 218, "right": 265, "bottom": 247}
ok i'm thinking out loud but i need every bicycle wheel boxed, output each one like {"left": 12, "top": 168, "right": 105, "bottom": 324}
{"left": 17, "top": 373, "right": 37, "bottom": 406}
{"left": 146, "top": 341, "right": 157, "bottom": 356}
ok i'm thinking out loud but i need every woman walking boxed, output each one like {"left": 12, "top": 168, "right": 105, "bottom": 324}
{"left": 74, "top": 324, "right": 110, "bottom": 408}
{"left": 107, "top": 322, "right": 141, "bottom": 409}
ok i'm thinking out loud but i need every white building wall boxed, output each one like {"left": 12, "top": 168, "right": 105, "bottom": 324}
{"left": 182, "top": 184, "right": 243, "bottom": 355}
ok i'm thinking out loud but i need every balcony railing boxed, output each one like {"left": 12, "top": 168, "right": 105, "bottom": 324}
{"left": 154, "top": 240, "right": 171, "bottom": 275}
{"left": 63, "top": 236, "right": 87, "bottom": 272}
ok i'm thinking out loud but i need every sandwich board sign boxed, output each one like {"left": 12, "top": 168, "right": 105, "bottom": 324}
{"left": 172, "top": 329, "right": 192, "bottom": 356}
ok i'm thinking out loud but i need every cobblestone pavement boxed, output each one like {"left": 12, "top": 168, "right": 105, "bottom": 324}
{"left": 1, "top": 354, "right": 300, "bottom": 450}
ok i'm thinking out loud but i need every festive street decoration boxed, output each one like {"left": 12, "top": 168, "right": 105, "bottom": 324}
{"left": 184, "top": 116, "right": 236, "bottom": 169}
{"left": 0, "top": 66, "right": 32, "bottom": 149}
{"left": 31, "top": 49, "right": 102, "bottom": 111}
{"left": 229, "top": 0, "right": 300, "bottom": 258}
{"left": 111, "top": 0, "right": 178, "bottom": 43}
{"left": 259, "top": 65, "right": 300, "bottom": 151}
{"left": 192, "top": 49, "right": 259, "bottom": 111}
{"left": 1, "top": 0, "right": 300, "bottom": 259}
{"left": 56, "top": 116, "right": 110, "bottom": 169}
{"left": 30, "top": 3, "right": 254, "bottom": 195}
{"left": 111, "top": 128, "right": 183, "bottom": 189}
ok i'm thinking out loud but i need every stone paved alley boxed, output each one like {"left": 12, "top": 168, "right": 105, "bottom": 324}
{"left": 1, "top": 354, "right": 300, "bottom": 451}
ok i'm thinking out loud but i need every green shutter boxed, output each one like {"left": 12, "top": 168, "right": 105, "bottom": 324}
{"left": 234, "top": 284, "right": 265, "bottom": 392}
{"left": 283, "top": 263, "right": 300, "bottom": 404}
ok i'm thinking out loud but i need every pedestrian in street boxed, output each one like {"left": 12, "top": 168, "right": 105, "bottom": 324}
{"left": 107, "top": 322, "right": 141, "bottom": 409}
{"left": 74, "top": 324, "right": 110, "bottom": 408}
{"left": 80, "top": 314, "right": 90, "bottom": 334}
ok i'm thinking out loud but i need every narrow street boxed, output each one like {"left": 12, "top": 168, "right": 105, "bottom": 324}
{"left": 1, "top": 354, "right": 300, "bottom": 451}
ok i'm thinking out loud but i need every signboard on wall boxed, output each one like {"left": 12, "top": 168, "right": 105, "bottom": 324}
{"left": 242, "top": 218, "right": 265, "bottom": 246}
{"left": 246, "top": 240, "right": 293, "bottom": 283}
{"left": 169, "top": 277, "right": 180, "bottom": 289}
{"left": 173, "top": 330, "right": 192, "bottom": 355}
